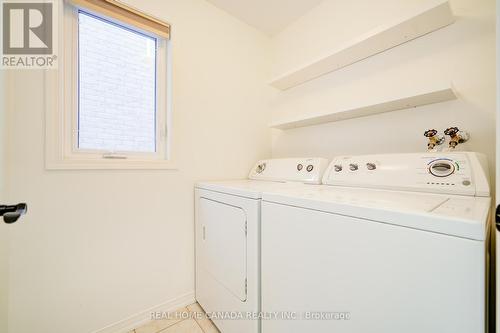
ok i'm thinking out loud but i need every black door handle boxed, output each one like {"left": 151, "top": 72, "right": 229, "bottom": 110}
{"left": 0, "top": 203, "right": 27, "bottom": 224}
{"left": 496, "top": 205, "right": 500, "bottom": 231}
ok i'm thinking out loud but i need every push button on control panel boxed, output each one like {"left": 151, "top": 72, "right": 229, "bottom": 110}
{"left": 297, "top": 164, "right": 303, "bottom": 171}
{"left": 306, "top": 165, "right": 314, "bottom": 172}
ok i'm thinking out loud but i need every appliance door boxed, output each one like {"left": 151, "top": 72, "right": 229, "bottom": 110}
{"left": 198, "top": 197, "right": 247, "bottom": 301}
{"left": 195, "top": 188, "right": 260, "bottom": 333}
{"left": 262, "top": 201, "right": 484, "bottom": 333}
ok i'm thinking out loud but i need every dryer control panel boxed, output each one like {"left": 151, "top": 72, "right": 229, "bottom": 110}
{"left": 322, "top": 152, "right": 490, "bottom": 196}
{"left": 249, "top": 158, "right": 329, "bottom": 184}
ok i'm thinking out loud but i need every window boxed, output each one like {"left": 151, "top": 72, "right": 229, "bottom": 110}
{"left": 45, "top": 0, "right": 173, "bottom": 169}
{"left": 78, "top": 11, "right": 157, "bottom": 154}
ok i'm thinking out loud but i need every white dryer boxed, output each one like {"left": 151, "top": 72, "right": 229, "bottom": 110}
{"left": 261, "top": 152, "right": 491, "bottom": 333}
{"left": 195, "top": 158, "right": 329, "bottom": 333}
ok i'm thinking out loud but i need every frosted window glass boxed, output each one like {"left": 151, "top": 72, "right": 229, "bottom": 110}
{"left": 78, "top": 11, "right": 157, "bottom": 153}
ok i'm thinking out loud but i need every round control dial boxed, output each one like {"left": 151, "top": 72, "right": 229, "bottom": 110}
{"left": 429, "top": 160, "right": 455, "bottom": 177}
{"left": 349, "top": 163, "right": 358, "bottom": 171}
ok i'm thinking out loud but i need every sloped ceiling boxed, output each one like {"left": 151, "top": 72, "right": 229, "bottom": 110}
{"left": 205, "top": 0, "right": 325, "bottom": 35}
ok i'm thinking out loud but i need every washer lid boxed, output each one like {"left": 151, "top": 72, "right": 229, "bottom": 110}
{"left": 262, "top": 186, "right": 491, "bottom": 240}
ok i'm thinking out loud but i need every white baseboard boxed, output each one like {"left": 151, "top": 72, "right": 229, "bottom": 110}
{"left": 92, "top": 291, "right": 196, "bottom": 333}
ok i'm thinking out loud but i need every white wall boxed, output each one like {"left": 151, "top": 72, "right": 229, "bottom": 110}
{"left": 0, "top": 64, "right": 9, "bottom": 333}
{"left": 4, "top": 0, "right": 272, "bottom": 332}
{"left": 270, "top": 0, "right": 496, "bottom": 183}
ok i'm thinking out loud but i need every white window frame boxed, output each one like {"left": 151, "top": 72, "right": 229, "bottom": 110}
{"left": 45, "top": 0, "right": 175, "bottom": 170}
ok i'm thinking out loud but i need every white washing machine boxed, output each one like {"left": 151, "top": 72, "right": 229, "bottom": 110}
{"left": 195, "top": 158, "right": 329, "bottom": 333}
{"left": 261, "top": 152, "right": 491, "bottom": 333}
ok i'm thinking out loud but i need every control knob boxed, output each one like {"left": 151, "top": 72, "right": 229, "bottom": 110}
{"left": 349, "top": 163, "right": 358, "bottom": 171}
{"left": 429, "top": 160, "right": 455, "bottom": 177}
{"left": 334, "top": 165, "right": 342, "bottom": 172}
{"left": 366, "top": 163, "right": 376, "bottom": 170}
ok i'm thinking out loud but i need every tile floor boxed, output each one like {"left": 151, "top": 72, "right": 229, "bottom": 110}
{"left": 129, "top": 303, "right": 219, "bottom": 333}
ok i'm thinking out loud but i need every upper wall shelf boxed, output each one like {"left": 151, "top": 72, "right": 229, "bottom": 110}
{"left": 270, "top": 0, "right": 455, "bottom": 90}
{"left": 270, "top": 84, "right": 457, "bottom": 130}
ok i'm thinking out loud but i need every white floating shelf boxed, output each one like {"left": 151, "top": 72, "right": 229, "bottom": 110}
{"left": 270, "top": 0, "right": 455, "bottom": 90}
{"left": 270, "top": 85, "right": 457, "bottom": 130}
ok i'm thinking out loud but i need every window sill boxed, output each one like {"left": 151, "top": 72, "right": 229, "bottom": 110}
{"left": 45, "top": 158, "right": 178, "bottom": 170}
